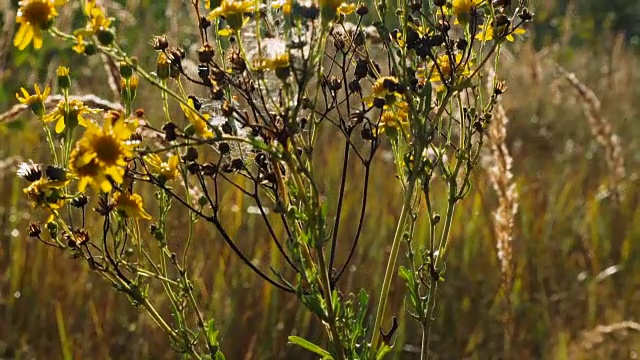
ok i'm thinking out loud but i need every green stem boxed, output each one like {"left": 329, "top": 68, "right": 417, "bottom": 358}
{"left": 370, "top": 176, "right": 417, "bottom": 353}
{"left": 317, "top": 248, "right": 347, "bottom": 360}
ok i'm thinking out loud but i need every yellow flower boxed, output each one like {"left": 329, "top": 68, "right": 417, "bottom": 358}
{"left": 207, "top": 0, "right": 254, "bottom": 30}
{"left": 319, "top": 0, "right": 349, "bottom": 22}
{"left": 113, "top": 191, "right": 151, "bottom": 220}
{"left": 180, "top": 98, "right": 214, "bottom": 139}
{"left": 428, "top": 53, "right": 471, "bottom": 83}
{"left": 145, "top": 153, "right": 180, "bottom": 182}
{"left": 56, "top": 65, "right": 71, "bottom": 89}
{"left": 72, "top": 34, "right": 86, "bottom": 54}
{"left": 44, "top": 99, "right": 100, "bottom": 133}
{"left": 452, "top": 0, "right": 482, "bottom": 18}
{"left": 364, "top": 76, "right": 403, "bottom": 108}
{"left": 14, "top": 0, "right": 64, "bottom": 50}
{"left": 69, "top": 113, "right": 134, "bottom": 192}
{"left": 56, "top": 65, "right": 69, "bottom": 77}
{"left": 337, "top": 2, "right": 356, "bottom": 15}
{"left": 16, "top": 84, "right": 51, "bottom": 116}
{"left": 85, "top": 0, "right": 112, "bottom": 30}
{"left": 73, "top": 0, "right": 114, "bottom": 45}
{"left": 377, "top": 98, "right": 410, "bottom": 137}
{"left": 476, "top": 25, "right": 526, "bottom": 42}
{"left": 253, "top": 52, "right": 290, "bottom": 71}
{"left": 271, "top": 0, "right": 291, "bottom": 14}
{"left": 23, "top": 177, "right": 69, "bottom": 210}
{"left": 371, "top": 76, "right": 398, "bottom": 98}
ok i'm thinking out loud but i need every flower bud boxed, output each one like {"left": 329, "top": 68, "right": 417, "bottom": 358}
{"left": 56, "top": 66, "right": 71, "bottom": 90}
{"left": 156, "top": 52, "right": 171, "bottom": 79}
{"left": 119, "top": 61, "right": 133, "bottom": 79}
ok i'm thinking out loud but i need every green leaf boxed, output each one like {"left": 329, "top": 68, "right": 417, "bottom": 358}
{"left": 288, "top": 336, "right": 333, "bottom": 358}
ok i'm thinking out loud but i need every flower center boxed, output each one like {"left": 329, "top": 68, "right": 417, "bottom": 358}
{"left": 20, "top": 0, "right": 54, "bottom": 28}
{"left": 93, "top": 135, "right": 123, "bottom": 165}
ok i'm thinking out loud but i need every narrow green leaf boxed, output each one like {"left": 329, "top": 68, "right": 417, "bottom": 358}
{"left": 288, "top": 336, "right": 333, "bottom": 358}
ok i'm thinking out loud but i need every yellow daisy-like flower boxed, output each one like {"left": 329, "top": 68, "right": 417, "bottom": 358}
{"left": 452, "top": 0, "right": 483, "bottom": 18}
{"left": 69, "top": 114, "right": 134, "bottom": 192}
{"left": 207, "top": 0, "right": 254, "bottom": 30}
{"left": 364, "top": 76, "right": 404, "bottom": 108}
{"left": 271, "top": 0, "right": 291, "bottom": 14}
{"left": 14, "top": 0, "right": 64, "bottom": 50}
{"left": 73, "top": 0, "right": 114, "bottom": 45}
{"left": 428, "top": 53, "right": 471, "bottom": 83}
{"left": 23, "top": 177, "right": 69, "bottom": 210}
{"left": 72, "top": 34, "right": 86, "bottom": 54}
{"left": 44, "top": 99, "right": 101, "bottom": 133}
{"left": 371, "top": 76, "right": 398, "bottom": 98}
{"left": 145, "top": 153, "right": 180, "bottom": 182}
{"left": 337, "top": 2, "right": 356, "bottom": 15}
{"left": 84, "top": 0, "right": 112, "bottom": 30}
{"left": 180, "top": 98, "right": 214, "bottom": 139}
{"left": 253, "top": 52, "right": 290, "bottom": 71}
{"left": 113, "top": 191, "right": 151, "bottom": 220}
{"left": 380, "top": 101, "right": 409, "bottom": 134}
{"left": 16, "top": 84, "right": 51, "bottom": 116}
{"left": 476, "top": 25, "right": 526, "bottom": 42}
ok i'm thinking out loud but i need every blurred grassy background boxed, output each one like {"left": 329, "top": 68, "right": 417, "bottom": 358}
{"left": 1, "top": 0, "right": 640, "bottom": 359}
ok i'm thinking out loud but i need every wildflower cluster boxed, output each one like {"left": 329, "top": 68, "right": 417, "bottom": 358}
{"left": 11, "top": 0, "right": 531, "bottom": 358}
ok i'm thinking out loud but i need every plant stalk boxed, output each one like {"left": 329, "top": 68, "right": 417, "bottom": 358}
{"left": 370, "top": 176, "right": 417, "bottom": 353}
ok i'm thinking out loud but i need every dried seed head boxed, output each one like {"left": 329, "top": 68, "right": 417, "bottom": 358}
{"left": 17, "top": 161, "right": 42, "bottom": 182}
{"left": 162, "top": 122, "right": 178, "bottom": 141}
{"left": 74, "top": 229, "right": 90, "bottom": 246}
{"left": 95, "top": 193, "right": 115, "bottom": 216}
{"left": 356, "top": 3, "right": 369, "bottom": 16}
{"left": 494, "top": 81, "right": 508, "bottom": 96}
{"left": 151, "top": 34, "right": 169, "bottom": 51}
{"left": 218, "top": 142, "right": 231, "bottom": 154}
{"left": 182, "top": 146, "right": 199, "bottom": 162}
{"left": 201, "top": 162, "right": 218, "bottom": 176}
{"left": 197, "top": 43, "right": 215, "bottom": 63}
{"left": 27, "top": 222, "right": 41, "bottom": 238}
{"left": 186, "top": 162, "right": 200, "bottom": 175}
{"left": 71, "top": 194, "right": 89, "bottom": 208}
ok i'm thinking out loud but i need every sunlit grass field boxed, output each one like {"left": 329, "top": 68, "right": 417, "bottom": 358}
{"left": 1, "top": 1, "right": 639, "bottom": 359}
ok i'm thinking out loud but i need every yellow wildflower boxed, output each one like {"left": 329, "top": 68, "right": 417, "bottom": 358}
{"left": 44, "top": 99, "right": 101, "bottom": 133}
{"left": 254, "top": 52, "right": 290, "bottom": 71}
{"left": 14, "top": 0, "right": 64, "bottom": 50}
{"left": 428, "top": 53, "right": 471, "bottom": 83}
{"left": 113, "top": 192, "right": 152, "bottom": 220}
{"left": 452, "top": 0, "right": 482, "bottom": 18}
{"left": 207, "top": 0, "right": 254, "bottom": 30}
{"left": 337, "top": 2, "right": 356, "bottom": 15}
{"left": 72, "top": 34, "right": 86, "bottom": 54}
{"left": 476, "top": 25, "right": 526, "bottom": 42}
{"left": 380, "top": 101, "right": 409, "bottom": 133}
{"left": 145, "top": 153, "right": 180, "bottom": 182}
{"left": 73, "top": 0, "right": 114, "bottom": 45}
{"left": 180, "top": 98, "right": 214, "bottom": 139}
{"left": 16, "top": 84, "right": 51, "bottom": 116}
{"left": 271, "top": 0, "right": 291, "bottom": 14}
{"left": 56, "top": 65, "right": 70, "bottom": 89}
{"left": 23, "top": 177, "right": 69, "bottom": 210}
{"left": 69, "top": 113, "right": 134, "bottom": 192}
{"left": 85, "top": 0, "right": 112, "bottom": 30}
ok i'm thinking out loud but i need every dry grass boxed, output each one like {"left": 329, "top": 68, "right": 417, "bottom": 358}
{"left": 485, "top": 68, "right": 519, "bottom": 360}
